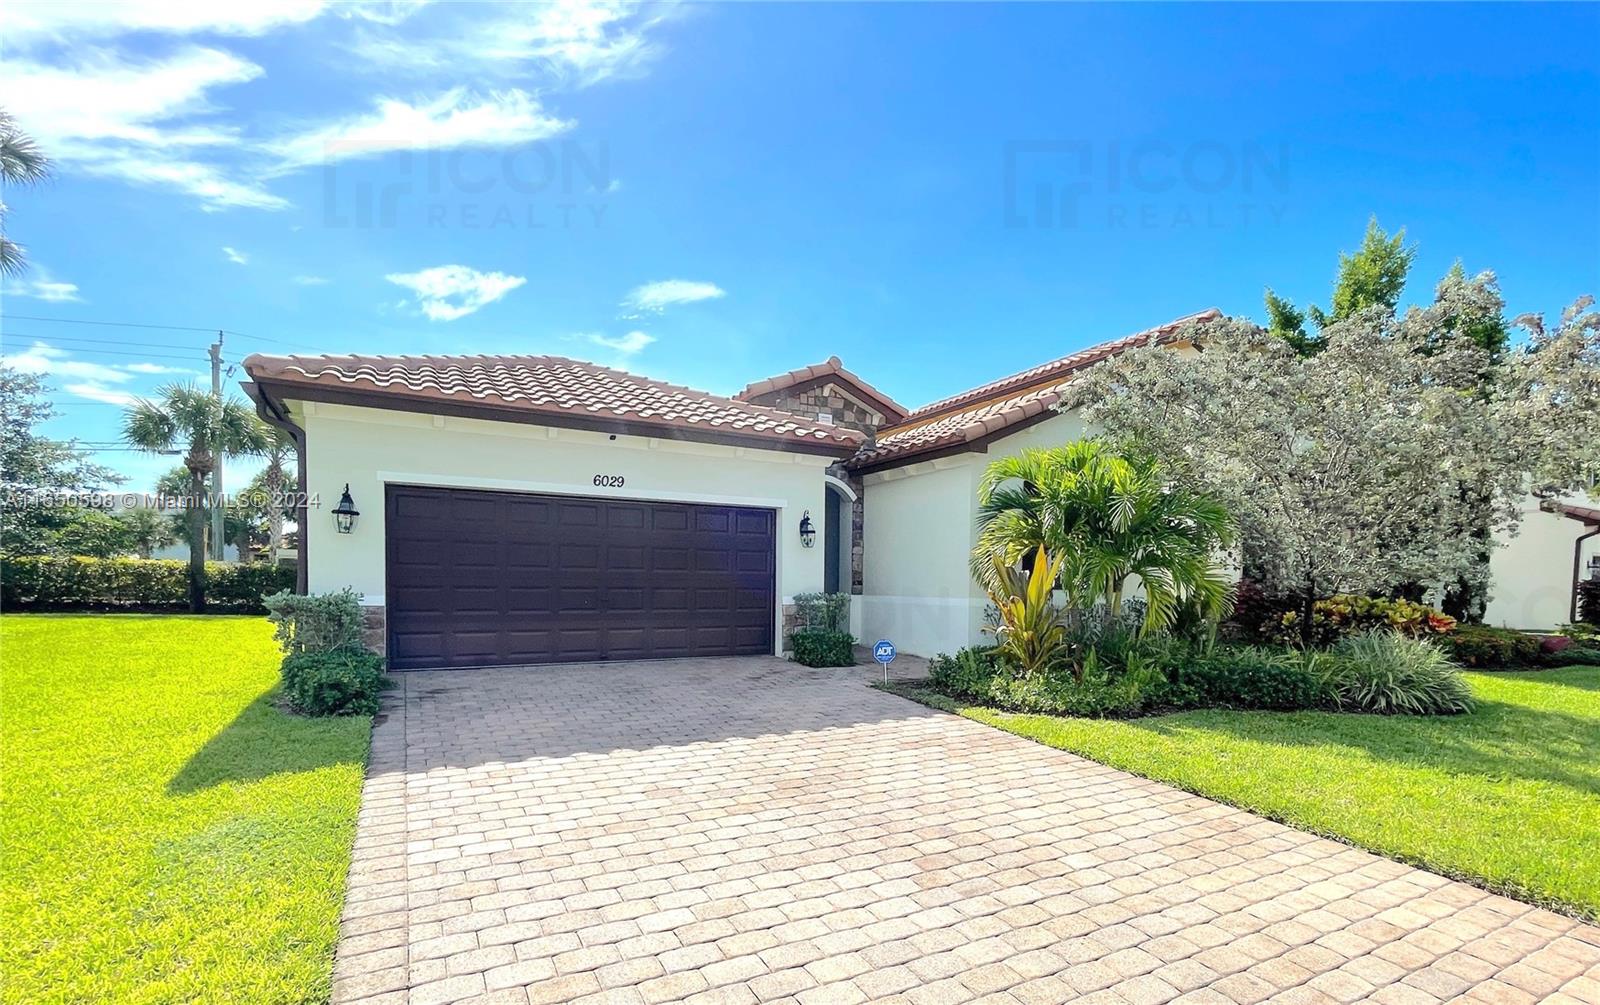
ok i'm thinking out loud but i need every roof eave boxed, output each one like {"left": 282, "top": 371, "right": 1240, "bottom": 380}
{"left": 254, "top": 377, "right": 862, "bottom": 459}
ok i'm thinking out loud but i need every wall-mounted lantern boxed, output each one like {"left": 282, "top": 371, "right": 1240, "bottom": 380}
{"left": 332, "top": 484, "right": 360, "bottom": 535}
{"left": 799, "top": 509, "right": 816, "bottom": 548}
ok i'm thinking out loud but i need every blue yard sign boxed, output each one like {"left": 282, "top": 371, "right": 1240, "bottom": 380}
{"left": 872, "top": 639, "right": 897, "bottom": 682}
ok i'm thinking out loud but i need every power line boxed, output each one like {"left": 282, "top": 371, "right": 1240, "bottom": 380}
{"left": 0, "top": 312, "right": 322, "bottom": 350}
{"left": 1, "top": 332, "right": 208, "bottom": 352}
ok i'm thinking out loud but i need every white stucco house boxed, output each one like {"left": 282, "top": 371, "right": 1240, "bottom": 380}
{"left": 242, "top": 310, "right": 1596, "bottom": 669}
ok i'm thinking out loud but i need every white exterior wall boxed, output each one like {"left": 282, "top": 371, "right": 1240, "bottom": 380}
{"left": 1484, "top": 494, "right": 1599, "bottom": 629}
{"left": 861, "top": 410, "right": 1093, "bottom": 657}
{"left": 292, "top": 401, "right": 834, "bottom": 655}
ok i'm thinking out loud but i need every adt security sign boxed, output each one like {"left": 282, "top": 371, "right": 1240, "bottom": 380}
{"left": 872, "top": 639, "right": 896, "bottom": 682}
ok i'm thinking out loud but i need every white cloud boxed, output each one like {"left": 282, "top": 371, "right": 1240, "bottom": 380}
{"left": 292, "top": 275, "right": 330, "bottom": 285}
{"left": 0, "top": 46, "right": 287, "bottom": 211}
{"left": 622, "top": 279, "right": 726, "bottom": 315}
{"left": 350, "top": 1, "right": 663, "bottom": 88}
{"left": 62, "top": 382, "right": 138, "bottom": 407}
{"left": 385, "top": 264, "right": 526, "bottom": 321}
{"left": 4, "top": 0, "right": 329, "bottom": 46}
{"left": 578, "top": 330, "right": 655, "bottom": 357}
{"left": 0, "top": 341, "right": 171, "bottom": 406}
{"left": 123, "top": 362, "right": 195, "bottom": 375}
{"left": 223, "top": 246, "right": 249, "bottom": 265}
{"left": 4, "top": 269, "right": 82, "bottom": 302}
{"left": 269, "top": 88, "right": 571, "bottom": 170}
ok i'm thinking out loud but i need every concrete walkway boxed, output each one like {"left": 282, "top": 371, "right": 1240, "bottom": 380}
{"left": 330, "top": 657, "right": 1600, "bottom": 1005}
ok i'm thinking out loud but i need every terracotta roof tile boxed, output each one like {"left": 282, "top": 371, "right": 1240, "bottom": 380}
{"left": 734, "top": 355, "right": 908, "bottom": 421}
{"left": 847, "top": 308, "right": 1220, "bottom": 471}
{"left": 244, "top": 353, "right": 864, "bottom": 454}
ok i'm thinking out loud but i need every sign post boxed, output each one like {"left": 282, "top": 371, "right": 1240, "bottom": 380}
{"left": 872, "top": 638, "right": 897, "bottom": 684}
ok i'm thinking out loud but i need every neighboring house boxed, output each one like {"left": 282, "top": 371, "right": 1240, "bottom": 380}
{"left": 242, "top": 311, "right": 1594, "bottom": 669}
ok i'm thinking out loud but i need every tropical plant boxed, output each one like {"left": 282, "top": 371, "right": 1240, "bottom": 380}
{"left": 982, "top": 545, "right": 1070, "bottom": 676}
{"left": 116, "top": 507, "right": 177, "bottom": 559}
{"left": 122, "top": 385, "right": 268, "bottom": 612}
{"left": 972, "top": 441, "right": 1235, "bottom": 633}
{"left": 0, "top": 109, "right": 49, "bottom": 276}
{"left": 1323, "top": 630, "right": 1475, "bottom": 715}
{"left": 255, "top": 421, "right": 297, "bottom": 561}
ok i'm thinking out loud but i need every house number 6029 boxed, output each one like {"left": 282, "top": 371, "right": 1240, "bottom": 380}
{"left": 592, "top": 474, "right": 625, "bottom": 487}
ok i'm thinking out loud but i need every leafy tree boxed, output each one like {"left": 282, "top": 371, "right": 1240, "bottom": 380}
{"left": 50, "top": 507, "right": 136, "bottom": 558}
{"left": 1263, "top": 217, "right": 1417, "bottom": 355}
{"left": 1074, "top": 313, "right": 1521, "bottom": 644}
{"left": 0, "top": 365, "right": 121, "bottom": 554}
{"left": 971, "top": 440, "right": 1236, "bottom": 632}
{"left": 0, "top": 109, "right": 49, "bottom": 276}
{"left": 1497, "top": 296, "right": 1600, "bottom": 497}
{"left": 254, "top": 422, "right": 297, "bottom": 560}
{"left": 156, "top": 465, "right": 253, "bottom": 561}
{"left": 123, "top": 385, "right": 267, "bottom": 612}
{"left": 117, "top": 506, "right": 177, "bottom": 559}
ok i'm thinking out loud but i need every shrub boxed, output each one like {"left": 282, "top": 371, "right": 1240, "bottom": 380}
{"left": 790, "top": 629, "right": 856, "bottom": 668}
{"left": 1580, "top": 580, "right": 1600, "bottom": 625}
{"left": 1440, "top": 625, "right": 1542, "bottom": 668}
{"left": 1544, "top": 646, "right": 1600, "bottom": 668}
{"left": 1562, "top": 622, "right": 1600, "bottom": 645}
{"left": 0, "top": 555, "right": 293, "bottom": 613}
{"left": 1324, "top": 630, "right": 1474, "bottom": 715}
{"left": 1276, "top": 595, "right": 1456, "bottom": 647}
{"left": 1177, "top": 645, "right": 1328, "bottom": 711}
{"left": 280, "top": 648, "right": 389, "bottom": 716}
{"left": 983, "top": 547, "right": 1070, "bottom": 676}
{"left": 929, "top": 646, "right": 1006, "bottom": 694}
{"left": 792, "top": 592, "right": 850, "bottom": 632}
{"left": 263, "top": 588, "right": 366, "bottom": 655}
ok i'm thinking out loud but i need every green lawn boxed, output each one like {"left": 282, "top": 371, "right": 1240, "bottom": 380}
{"left": 0, "top": 615, "right": 372, "bottom": 1005}
{"left": 887, "top": 666, "right": 1600, "bottom": 921}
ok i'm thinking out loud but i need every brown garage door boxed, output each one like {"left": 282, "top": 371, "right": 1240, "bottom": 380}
{"left": 385, "top": 485, "right": 776, "bottom": 670}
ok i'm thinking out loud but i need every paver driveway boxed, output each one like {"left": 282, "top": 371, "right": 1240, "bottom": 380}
{"left": 331, "top": 657, "right": 1600, "bottom": 1005}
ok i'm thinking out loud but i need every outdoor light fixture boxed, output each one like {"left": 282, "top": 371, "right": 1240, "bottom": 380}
{"left": 799, "top": 510, "right": 816, "bottom": 548}
{"left": 332, "top": 484, "right": 360, "bottom": 535}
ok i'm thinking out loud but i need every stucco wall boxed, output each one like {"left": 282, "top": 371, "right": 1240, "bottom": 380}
{"left": 861, "top": 411, "right": 1097, "bottom": 657}
{"left": 1484, "top": 494, "right": 1599, "bottom": 629}
{"left": 292, "top": 401, "right": 834, "bottom": 655}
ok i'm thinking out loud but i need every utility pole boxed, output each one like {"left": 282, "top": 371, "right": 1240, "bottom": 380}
{"left": 209, "top": 332, "right": 225, "bottom": 561}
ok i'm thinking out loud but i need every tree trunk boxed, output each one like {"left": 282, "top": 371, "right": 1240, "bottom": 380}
{"left": 1300, "top": 574, "right": 1317, "bottom": 648}
{"left": 265, "top": 458, "right": 284, "bottom": 562}
{"left": 186, "top": 469, "right": 208, "bottom": 613}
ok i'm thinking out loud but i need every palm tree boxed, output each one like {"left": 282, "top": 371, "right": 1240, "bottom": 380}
{"left": 1, "top": 109, "right": 50, "bottom": 276}
{"left": 123, "top": 385, "right": 267, "bottom": 611}
{"left": 971, "top": 440, "right": 1236, "bottom": 633}
{"left": 257, "top": 421, "right": 297, "bottom": 562}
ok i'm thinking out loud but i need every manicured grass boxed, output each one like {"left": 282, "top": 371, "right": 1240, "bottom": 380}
{"left": 885, "top": 666, "right": 1600, "bottom": 921}
{"left": 0, "top": 615, "right": 371, "bottom": 1005}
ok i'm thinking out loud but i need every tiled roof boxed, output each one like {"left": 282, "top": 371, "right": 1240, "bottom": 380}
{"left": 244, "top": 353, "right": 865, "bottom": 454}
{"left": 847, "top": 309, "right": 1221, "bottom": 471}
{"left": 734, "top": 355, "right": 908, "bottom": 421}
{"left": 1541, "top": 500, "right": 1600, "bottom": 526}
{"left": 902, "top": 309, "right": 1222, "bottom": 423}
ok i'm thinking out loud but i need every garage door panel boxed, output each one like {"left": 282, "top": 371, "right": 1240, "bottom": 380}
{"left": 386, "top": 485, "right": 775, "bottom": 669}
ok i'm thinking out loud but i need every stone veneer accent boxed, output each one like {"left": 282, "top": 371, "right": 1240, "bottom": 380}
{"left": 361, "top": 604, "right": 386, "bottom": 657}
{"left": 745, "top": 379, "right": 891, "bottom": 597}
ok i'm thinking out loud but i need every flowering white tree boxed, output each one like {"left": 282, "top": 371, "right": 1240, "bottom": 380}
{"left": 1071, "top": 309, "right": 1524, "bottom": 640}
{"left": 1496, "top": 296, "right": 1600, "bottom": 497}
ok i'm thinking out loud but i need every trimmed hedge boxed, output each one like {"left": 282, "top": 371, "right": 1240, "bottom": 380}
{"left": 280, "top": 648, "right": 390, "bottom": 716}
{"left": 0, "top": 555, "right": 294, "bottom": 614}
{"left": 790, "top": 628, "right": 856, "bottom": 668}
{"left": 1439, "top": 625, "right": 1542, "bottom": 668}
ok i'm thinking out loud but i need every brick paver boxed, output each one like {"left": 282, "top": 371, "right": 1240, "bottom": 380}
{"left": 331, "top": 657, "right": 1600, "bottom": 1004}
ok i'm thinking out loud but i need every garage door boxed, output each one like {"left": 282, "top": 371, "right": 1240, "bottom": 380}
{"left": 385, "top": 485, "right": 776, "bottom": 670}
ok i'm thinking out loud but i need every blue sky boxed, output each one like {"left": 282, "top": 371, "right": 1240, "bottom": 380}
{"left": 3, "top": 1, "right": 1597, "bottom": 490}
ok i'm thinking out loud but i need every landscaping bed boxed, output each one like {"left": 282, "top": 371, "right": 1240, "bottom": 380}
{"left": 0, "top": 614, "right": 371, "bottom": 1004}
{"left": 882, "top": 663, "right": 1600, "bottom": 921}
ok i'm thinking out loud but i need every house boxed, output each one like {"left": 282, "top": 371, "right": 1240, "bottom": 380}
{"left": 242, "top": 310, "right": 1595, "bottom": 669}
